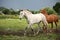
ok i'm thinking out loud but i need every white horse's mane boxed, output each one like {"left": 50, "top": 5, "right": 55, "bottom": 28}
{"left": 23, "top": 10, "right": 32, "bottom": 14}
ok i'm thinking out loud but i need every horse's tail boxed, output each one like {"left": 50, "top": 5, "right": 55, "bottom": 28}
{"left": 57, "top": 18, "right": 59, "bottom": 22}
{"left": 56, "top": 16, "right": 59, "bottom": 22}
{"left": 54, "top": 15, "right": 59, "bottom": 22}
{"left": 42, "top": 17, "right": 48, "bottom": 26}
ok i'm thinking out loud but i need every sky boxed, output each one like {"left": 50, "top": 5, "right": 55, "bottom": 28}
{"left": 0, "top": 0, "right": 60, "bottom": 10}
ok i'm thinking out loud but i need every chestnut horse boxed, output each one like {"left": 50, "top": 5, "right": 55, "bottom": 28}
{"left": 40, "top": 9, "right": 58, "bottom": 30}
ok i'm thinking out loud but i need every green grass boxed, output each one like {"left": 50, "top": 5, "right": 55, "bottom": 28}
{"left": 0, "top": 19, "right": 60, "bottom": 40}
{"left": 0, "top": 33, "right": 58, "bottom": 40}
{"left": 0, "top": 19, "right": 27, "bottom": 31}
{"left": 0, "top": 19, "right": 43, "bottom": 31}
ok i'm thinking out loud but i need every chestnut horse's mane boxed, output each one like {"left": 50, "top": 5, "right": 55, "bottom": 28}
{"left": 40, "top": 9, "right": 48, "bottom": 15}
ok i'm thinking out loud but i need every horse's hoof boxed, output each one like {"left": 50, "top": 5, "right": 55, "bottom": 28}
{"left": 24, "top": 33, "right": 26, "bottom": 36}
{"left": 50, "top": 30, "right": 53, "bottom": 33}
{"left": 33, "top": 33, "right": 37, "bottom": 36}
{"left": 36, "top": 32, "right": 39, "bottom": 35}
{"left": 33, "top": 34, "right": 36, "bottom": 36}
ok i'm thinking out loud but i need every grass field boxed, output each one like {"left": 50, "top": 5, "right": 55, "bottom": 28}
{"left": 0, "top": 19, "right": 60, "bottom": 40}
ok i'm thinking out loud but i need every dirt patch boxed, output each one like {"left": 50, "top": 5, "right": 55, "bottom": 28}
{"left": 0, "top": 29, "right": 60, "bottom": 36}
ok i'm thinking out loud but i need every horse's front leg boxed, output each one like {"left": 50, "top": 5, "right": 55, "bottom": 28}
{"left": 24, "top": 23, "right": 33, "bottom": 36}
{"left": 36, "top": 23, "right": 41, "bottom": 35}
{"left": 29, "top": 23, "right": 35, "bottom": 36}
{"left": 29, "top": 24, "right": 35, "bottom": 35}
{"left": 24, "top": 23, "right": 30, "bottom": 36}
{"left": 24, "top": 26, "right": 27, "bottom": 36}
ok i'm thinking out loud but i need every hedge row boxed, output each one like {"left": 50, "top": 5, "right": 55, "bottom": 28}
{"left": 0, "top": 15, "right": 19, "bottom": 19}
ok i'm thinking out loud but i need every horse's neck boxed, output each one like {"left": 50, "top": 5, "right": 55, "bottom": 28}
{"left": 42, "top": 12, "right": 47, "bottom": 15}
{"left": 42, "top": 13, "right": 48, "bottom": 17}
{"left": 24, "top": 13, "right": 33, "bottom": 23}
{"left": 24, "top": 12, "right": 32, "bottom": 19}
{"left": 42, "top": 13, "right": 47, "bottom": 15}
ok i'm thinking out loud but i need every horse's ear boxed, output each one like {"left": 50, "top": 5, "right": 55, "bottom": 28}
{"left": 20, "top": 9, "right": 23, "bottom": 11}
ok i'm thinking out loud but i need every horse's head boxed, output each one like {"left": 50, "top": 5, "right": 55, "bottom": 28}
{"left": 40, "top": 9, "right": 47, "bottom": 15}
{"left": 19, "top": 10, "right": 25, "bottom": 20}
{"left": 19, "top": 9, "right": 32, "bottom": 20}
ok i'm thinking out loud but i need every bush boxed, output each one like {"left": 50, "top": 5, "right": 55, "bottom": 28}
{"left": 40, "top": 7, "right": 57, "bottom": 15}
{"left": 44, "top": 7, "right": 57, "bottom": 15}
{"left": 53, "top": 2, "right": 60, "bottom": 15}
{"left": 0, "top": 15, "right": 18, "bottom": 19}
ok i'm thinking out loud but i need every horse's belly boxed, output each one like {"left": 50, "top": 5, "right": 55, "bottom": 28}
{"left": 46, "top": 16, "right": 54, "bottom": 23}
{"left": 29, "top": 18, "right": 41, "bottom": 24}
{"left": 33, "top": 17, "right": 42, "bottom": 23}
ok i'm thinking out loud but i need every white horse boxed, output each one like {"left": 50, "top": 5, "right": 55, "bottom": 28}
{"left": 19, "top": 9, "right": 48, "bottom": 35}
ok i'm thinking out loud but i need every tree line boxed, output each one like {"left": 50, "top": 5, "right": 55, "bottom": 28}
{"left": 0, "top": 2, "right": 60, "bottom": 15}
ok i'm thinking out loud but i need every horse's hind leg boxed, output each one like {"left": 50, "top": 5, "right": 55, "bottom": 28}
{"left": 55, "top": 22, "right": 57, "bottom": 29}
{"left": 51, "top": 22, "right": 53, "bottom": 29}
{"left": 42, "top": 21, "right": 47, "bottom": 33}
{"left": 50, "top": 23, "right": 53, "bottom": 32}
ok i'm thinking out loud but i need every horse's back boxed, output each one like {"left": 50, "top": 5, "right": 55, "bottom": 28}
{"left": 33, "top": 13, "right": 45, "bottom": 18}
{"left": 32, "top": 13, "right": 46, "bottom": 22}
{"left": 39, "top": 13, "right": 45, "bottom": 17}
{"left": 50, "top": 14, "right": 58, "bottom": 22}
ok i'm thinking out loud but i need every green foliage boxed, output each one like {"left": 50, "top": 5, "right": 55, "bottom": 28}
{"left": 0, "top": 7, "right": 10, "bottom": 14}
{"left": 10, "top": 8, "right": 19, "bottom": 15}
{"left": 0, "top": 6, "right": 59, "bottom": 15}
{"left": 0, "top": 15, "right": 18, "bottom": 19}
{"left": 43, "top": 7, "right": 57, "bottom": 15}
{"left": 0, "top": 7, "right": 6, "bottom": 11}
{"left": 0, "top": 7, "right": 19, "bottom": 15}
{"left": 53, "top": 2, "right": 60, "bottom": 15}
{"left": 29, "top": 10, "right": 39, "bottom": 14}
{"left": 3, "top": 9, "right": 10, "bottom": 14}
{"left": 58, "top": 15, "right": 60, "bottom": 19}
